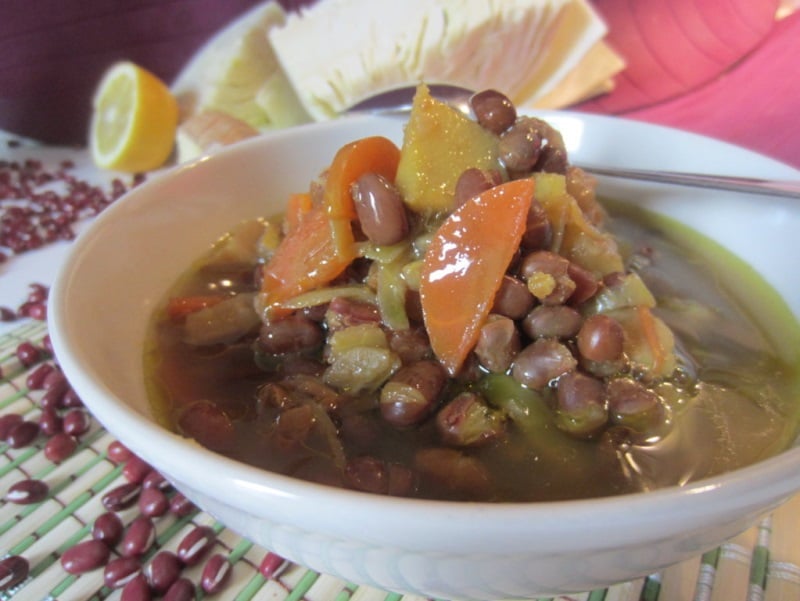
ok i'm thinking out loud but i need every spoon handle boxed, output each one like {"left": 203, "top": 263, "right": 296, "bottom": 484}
{"left": 577, "top": 165, "right": 800, "bottom": 200}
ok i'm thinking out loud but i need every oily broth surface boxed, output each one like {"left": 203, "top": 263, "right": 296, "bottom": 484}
{"left": 144, "top": 205, "right": 800, "bottom": 502}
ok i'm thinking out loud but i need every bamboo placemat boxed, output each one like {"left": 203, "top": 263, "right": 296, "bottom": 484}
{"left": 1, "top": 319, "right": 799, "bottom": 601}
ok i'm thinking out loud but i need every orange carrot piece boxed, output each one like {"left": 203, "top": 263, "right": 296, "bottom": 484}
{"left": 166, "top": 295, "right": 226, "bottom": 321}
{"left": 260, "top": 204, "right": 355, "bottom": 313}
{"left": 636, "top": 305, "right": 665, "bottom": 373}
{"left": 420, "top": 178, "right": 535, "bottom": 375}
{"left": 323, "top": 136, "right": 401, "bottom": 254}
{"left": 284, "top": 192, "right": 313, "bottom": 234}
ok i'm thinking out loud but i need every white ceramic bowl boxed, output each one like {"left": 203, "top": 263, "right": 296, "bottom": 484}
{"left": 49, "top": 112, "right": 800, "bottom": 600}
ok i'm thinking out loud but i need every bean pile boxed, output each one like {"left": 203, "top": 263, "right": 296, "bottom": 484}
{"left": 0, "top": 145, "right": 145, "bottom": 264}
{"left": 1, "top": 331, "right": 289, "bottom": 599}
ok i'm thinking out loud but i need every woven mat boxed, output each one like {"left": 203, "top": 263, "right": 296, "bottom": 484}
{"left": 2, "top": 320, "right": 800, "bottom": 601}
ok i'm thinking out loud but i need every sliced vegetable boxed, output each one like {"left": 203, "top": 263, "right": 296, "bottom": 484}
{"left": 260, "top": 204, "right": 354, "bottom": 315}
{"left": 420, "top": 178, "right": 534, "bottom": 375}
{"left": 323, "top": 135, "right": 401, "bottom": 255}
{"left": 284, "top": 192, "right": 313, "bottom": 233}
{"left": 395, "top": 84, "right": 502, "bottom": 214}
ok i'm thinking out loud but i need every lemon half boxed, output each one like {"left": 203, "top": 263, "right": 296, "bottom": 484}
{"left": 90, "top": 61, "right": 179, "bottom": 172}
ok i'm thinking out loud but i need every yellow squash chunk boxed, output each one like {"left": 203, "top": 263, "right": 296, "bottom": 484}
{"left": 395, "top": 84, "right": 502, "bottom": 214}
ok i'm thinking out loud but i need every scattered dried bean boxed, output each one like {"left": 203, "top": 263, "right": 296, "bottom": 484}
{"left": 177, "top": 526, "right": 216, "bottom": 566}
{"left": 121, "top": 516, "right": 156, "bottom": 557}
{"left": 92, "top": 512, "right": 125, "bottom": 547}
{"left": 200, "top": 553, "right": 231, "bottom": 594}
{"left": 104, "top": 556, "right": 142, "bottom": 589}
{"left": 145, "top": 550, "right": 182, "bottom": 594}
{"left": 44, "top": 432, "right": 78, "bottom": 463}
{"left": 60, "top": 539, "right": 111, "bottom": 574}
{"left": 0, "top": 555, "right": 29, "bottom": 591}
{"left": 102, "top": 482, "right": 141, "bottom": 512}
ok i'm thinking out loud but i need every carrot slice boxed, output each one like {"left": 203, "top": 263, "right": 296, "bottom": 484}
{"left": 420, "top": 178, "right": 535, "bottom": 375}
{"left": 284, "top": 192, "right": 313, "bottom": 234}
{"left": 323, "top": 136, "right": 401, "bottom": 254}
{"left": 260, "top": 204, "right": 354, "bottom": 314}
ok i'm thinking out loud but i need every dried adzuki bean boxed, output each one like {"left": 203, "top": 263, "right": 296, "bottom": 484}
{"left": 351, "top": 172, "right": 409, "bottom": 245}
{"left": 0, "top": 554, "right": 29, "bottom": 591}
{"left": 145, "top": 550, "right": 182, "bottom": 594}
{"left": 258, "top": 552, "right": 289, "bottom": 579}
{"left": 104, "top": 556, "right": 142, "bottom": 589}
{"left": 102, "top": 482, "right": 141, "bottom": 512}
{"left": 177, "top": 525, "right": 216, "bottom": 566}
{"left": 169, "top": 492, "right": 196, "bottom": 517}
{"left": 44, "top": 432, "right": 78, "bottom": 463}
{"left": 26, "top": 363, "right": 54, "bottom": 390}
{"left": 121, "top": 516, "right": 156, "bottom": 557}
{"left": 142, "top": 471, "right": 170, "bottom": 491}
{"left": 39, "top": 383, "right": 67, "bottom": 410}
{"left": 62, "top": 409, "right": 91, "bottom": 437}
{"left": 470, "top": 89, "right": 517, "bottom": 135}
{"left": 6, "top": 420, "right": 39, "bottom": 448}
{"left": 92, "top": 512, "right": 125, "bottom": 547}
{"left": 123, "top": 456, "right": 152, "bottom": 483}
{"left": 120, "top": 573, "right": 152, "bottom": 601}
{"left": 60, "top": 539, "right": 111, "bottom": 574}
{"left": 201, "top": 553, "right": 231, "bottom": 594}
{"left": 138, "top": 487, "right": 169, "bottom": 518}
{"left": 15, "top": 342, "right": 41, "bottom": 367}
{"left": 6, "top": 479, "right": 48, "bottom": 504}
{"left": 61, "top": 387, "right": 83, "bottom": 408}
{"left": 0, "top": 414, "right": 23, "bottom": 440}
{"left": 163, "top": 577, "right": 194, "bottom": 601}
{"left": 107, "top": 440, "right": 133, "bottom": 463}
{"left": 38, "top": 407, "right": 63, "bottom": 436}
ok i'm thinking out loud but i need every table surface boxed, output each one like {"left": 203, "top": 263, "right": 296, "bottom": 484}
{"left": 2, "top": 4, "right": 800, "bottom": 600}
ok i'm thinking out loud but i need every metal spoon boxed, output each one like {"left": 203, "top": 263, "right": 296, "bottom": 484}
{"left": 347, "top": 84, "right": 800, "bottom": 200}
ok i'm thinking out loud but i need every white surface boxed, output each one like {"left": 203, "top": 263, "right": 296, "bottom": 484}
{"left": 45, "top": 112, "right": 800, "bottom": 599}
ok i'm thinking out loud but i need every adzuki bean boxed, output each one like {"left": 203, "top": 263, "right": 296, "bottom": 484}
{"left": 201, "top": 553, "right": 231, "bottom": 594}
{"left": 60, "top": 539, "right": 111, "bottom": 574}
{"left": 6, "top": 479, "right": 48, "bottom": 504}
{"left": 44, "top": 432, "right": 78, "bottom": 463}
{"left": 469, "top": 89, "right": 517, "bottom": 135}
{"left": 351, "top": 172, "right": 409, "bottom": 246}
{"left": 120, "top": 573, "right": 152, "bottom": 601}
{"left": 104, "top": 556, "right": 142, "bottom": 589}
{"left": 138, "top": 487, "right": 169, "bottom": 518}
{"left": 5, "top": 420, "right": 39, "bottom": 448}
{"left": 102, "top": 482, "right": 141, "bottom": 512}
{"left": 121, "top": 516, "right": 156, "bottom": 557}
{"left": 145, "top": 550, "right": 182, "bottom": 594}
{"left": 163, "top": 577, "right": 195, "bottom": 601}
{"left": 177, "top": 525, "right": 216, "bottom": 566}
{"left": 0, "top": 555, "right": 29, "bottom": 591}
{"left": 92, "top": 512, "right": 125, "bottom": 547}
